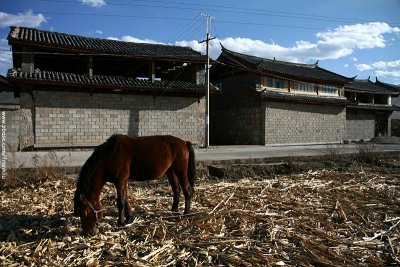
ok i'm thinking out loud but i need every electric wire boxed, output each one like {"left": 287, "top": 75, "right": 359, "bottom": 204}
{"left": 36, "top": 0, "right": 399, "bottom": 26}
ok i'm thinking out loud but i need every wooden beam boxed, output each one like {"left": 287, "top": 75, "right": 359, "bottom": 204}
{"left": 21, "top": 47, "right": 34, "bottom": 73}
{"left": 88, "top": 56, "right": 93, "bottom": 78}
{"left": 149, "top": 61, "right": 155, "bottom": 83}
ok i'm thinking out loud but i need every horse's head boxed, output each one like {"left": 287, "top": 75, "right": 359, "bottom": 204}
{"left": 75, "top": 194, "right": 103, "bottom": 236}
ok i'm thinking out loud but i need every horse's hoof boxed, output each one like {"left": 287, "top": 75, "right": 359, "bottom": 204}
{"left": 125, "top": 217, "right": 133, "bottom": 225}
{"left": 117, "top": 221, "right": 125, "bottom": 227}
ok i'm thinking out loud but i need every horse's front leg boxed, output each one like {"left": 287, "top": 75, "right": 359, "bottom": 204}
{"left": 116, "top": 181, "right": 130, "bottom": 227}
{"left": 124, "top": 190, "right": 132, "bottom": 224}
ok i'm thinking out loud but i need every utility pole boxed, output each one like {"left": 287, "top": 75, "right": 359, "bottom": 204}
{"left": 199, "top": 13, "right": 216, "bottom": 148}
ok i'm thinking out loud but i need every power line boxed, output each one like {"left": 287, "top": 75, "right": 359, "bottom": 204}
{"left": 4, "top": 9, "right": 395, "bottom": 35}
{"left": 36, "top": 0, "right": 400, "bottom": 27}
{"left": 168, "top": 13, "right": 201, "bottom": 43}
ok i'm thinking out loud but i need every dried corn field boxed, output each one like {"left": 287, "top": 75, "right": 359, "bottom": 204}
{"left": 1, "top": 159, "right": 400, "bottom": 266}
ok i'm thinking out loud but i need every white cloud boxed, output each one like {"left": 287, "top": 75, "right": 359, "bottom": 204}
{"left": 0, "top": 39, "right": 12, "bottom": 76}
{"left": 108, "top": 22, "right": 400, "bottom": 82}
{"left": 177, "top": 22, "right": 400, "bottom": 64}
{"left": 80, "top": 0, "right": 106, "bottom": 7}
{"left": 316, "top": 22, "right": 398, "bottom": 50}
{"left": 356, "top": 60, "right": 400, "bottom": 79}
{"left": 120, "top": 36, "right": 163, "bottom": 45}
{"left": 95, "top": 29, "right": 103, "bottom": 35}
{"left": 108, "top": 22, "right": 399, "bottom": 65}
{"left": 0, "top": 10, "right": 47, "bottom": 28}
{"left": 356, "top": 64, "right": 373, "bottom": 72}
{"left": 108, "top": 35, "right": 164, "bottom": 45}
{"left": 376, "top": 70, "right": 400, "bottom": 78}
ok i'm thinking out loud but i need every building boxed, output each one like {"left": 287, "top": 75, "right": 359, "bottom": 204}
{"left": 210, "top": 46, "right": 353, "bottom": 145}
{"left": 374, "top": 78, "right": 400, "bottom": 137}
{"left": 6, "top": 26, "right": 214, "bottom": 150}
{"left": 344, "top": 78, "right": 399, "bottom": 140}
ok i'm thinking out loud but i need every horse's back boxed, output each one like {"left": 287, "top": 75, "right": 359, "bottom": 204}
{"left": 109, "top": 135, "right": 188, "bottom": 181}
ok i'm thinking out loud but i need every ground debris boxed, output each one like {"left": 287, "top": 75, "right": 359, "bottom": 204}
{"left": 1, "top": 159, "right": 399, "bottom": 266}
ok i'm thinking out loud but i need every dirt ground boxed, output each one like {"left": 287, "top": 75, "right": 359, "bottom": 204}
{"left": 0, "top": 157, "right": 399, "bottom": 266}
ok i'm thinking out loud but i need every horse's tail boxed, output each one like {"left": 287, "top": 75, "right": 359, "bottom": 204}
{"left": 186, "top": 141, "right": 196, "bottom": 193}
{"left": 74, "top": 135, "right": 117, "bottom": 216}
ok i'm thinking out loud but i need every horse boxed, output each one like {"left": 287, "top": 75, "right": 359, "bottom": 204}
{"left": 73, "top": 134, "right": 196, "bottom": 236}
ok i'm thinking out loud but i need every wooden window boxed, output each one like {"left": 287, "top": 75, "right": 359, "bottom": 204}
{"left": 319, "top": 85, "right": 338, "bottom": 95}
{"left": 261, "top": 76, "right": 287, "bottom": 90}
{"left": 291, "top": 81, "right": 315, "bottom": 93}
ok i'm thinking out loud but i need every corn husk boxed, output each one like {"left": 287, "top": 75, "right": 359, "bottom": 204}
{"left": 1, "top": 160, "right": 399, "bottom": 266}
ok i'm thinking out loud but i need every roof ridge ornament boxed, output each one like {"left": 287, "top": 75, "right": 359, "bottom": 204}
{"left": 10, "top": 26, "right": 20, "bottom": 38}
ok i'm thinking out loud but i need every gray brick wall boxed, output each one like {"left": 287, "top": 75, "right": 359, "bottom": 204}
{"left": 392, "top": 119, "right": 400, "bottom": 136}
{"left": 345, "top": 111, "right": 375, "bottom": 140}
{"left": 264, "top": 102, "right": 346, "bottom": 144}
{"left": 391, "top": 96, "right": 400, "bottom": 136}
{"left": 30, "top": 90, "right": 205, "bottom": 147}
{"left": 0, "top": 90, "right": 20, "bottom": 151}
{"left": 211, "top": 107, "right": 264, "bottom": 145}
{"left": 210, "top": 73, "right": 264, "bottom": 145}
{"left": 211, "top": 73, "right": 346, "bottom": 145}
{"left": 0, "top": 109, "right": 20, "bottom": 152}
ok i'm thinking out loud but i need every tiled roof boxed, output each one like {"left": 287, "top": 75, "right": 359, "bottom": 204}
{"left": 347, "top": 103, "right": 400, "bottom": 112}
{"left": 259, "top": 90, "right": 350, "bottom": 106}
{"left": 375, "top": 78, "right": 400, "bottom": 93}
{"left": 8, "top": 26, "right": 207, "bottom": 63}
{"left": 7, "top": 68, "right": 216, "bottom": 95}
{"left": 0, "top": 75, "right": 10, "bottom": 87}
{"left": 345, "top": 79, "right": 398, "bottom": 95}
{"left": 218, "top": 46, "right": 354, "bottom": 84}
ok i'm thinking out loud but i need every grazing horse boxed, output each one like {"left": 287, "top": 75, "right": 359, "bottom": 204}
{"left": 73, "top": 134, "right": 195, "bottom": 235}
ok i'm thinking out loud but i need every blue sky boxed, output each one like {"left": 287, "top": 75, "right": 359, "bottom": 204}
{"left": 1, "top": 0, "right": 399, "bottom": 84}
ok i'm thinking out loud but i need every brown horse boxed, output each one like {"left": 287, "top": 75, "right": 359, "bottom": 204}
{"left": 73, "top": 134, "right": 195, "bottom": 235}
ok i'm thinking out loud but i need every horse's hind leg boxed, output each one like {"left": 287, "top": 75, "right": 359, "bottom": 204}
{"left": 166, "top": 169, "right": 180, "bottom": 212}
{"left": 175, "top": 170, "right": 191, "bottom": 215}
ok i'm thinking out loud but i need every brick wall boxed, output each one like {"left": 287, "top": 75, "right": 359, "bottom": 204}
{"left": 0, "top": 108, "right": 20, "bottom": 152}
{"left": 345, "top": 111, "right": 375, "bottom": 140}
{"left": 392, "top": 119, "right": 400, "bottom": 136}
{"left": 210, "top": 73, "right": 264, "bottom": 145}
{"left": 30, "top": 90, "right": 205, "bottom": 147}
{"left": 0, "top": 90, "right": 20, "bottom": 151}
{"left": 211, "top": 73, "right": 347, "bottom": 145}
{"left": 211, "top": 107, "right": 264, "bottom": 145}
{"left": 264, "top": 102, "right": 346, "bottom": 144}
{"left": 391, "top": 96, "right": 400, "bottom": 136}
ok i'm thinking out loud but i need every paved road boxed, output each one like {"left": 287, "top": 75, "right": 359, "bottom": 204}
{"left": 4, "top": 143, "right": 400, "bottom": 169}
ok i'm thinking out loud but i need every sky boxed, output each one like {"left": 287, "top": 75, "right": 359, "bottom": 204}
{"left": 1, "top": 0, "right": 399, "bottom": 85}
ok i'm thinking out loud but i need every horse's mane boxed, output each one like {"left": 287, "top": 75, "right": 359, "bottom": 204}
{"left": 74, "top": 135, "right": 119, "bottom": 203}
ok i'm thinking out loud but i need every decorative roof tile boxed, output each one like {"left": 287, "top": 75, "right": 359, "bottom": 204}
{"left": 259, "top": 90, "right": 350, "bottom": 106}
{"left": 8, "top": 26, "right": 207, "bottom": 63}
{"left": 345, "top": 79, "right": 398, "bottom": 95}
{"left": 217, "top": 46, "right": 354, "bottom": 84}
{"left": 7, "top": 68, "right": 217, "bottom": 95}
{"left": 375, "top": 78, "right": 400, "bottom": 93}
{"left": 347, "top": 103, "right": 400, "bottom": 112}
